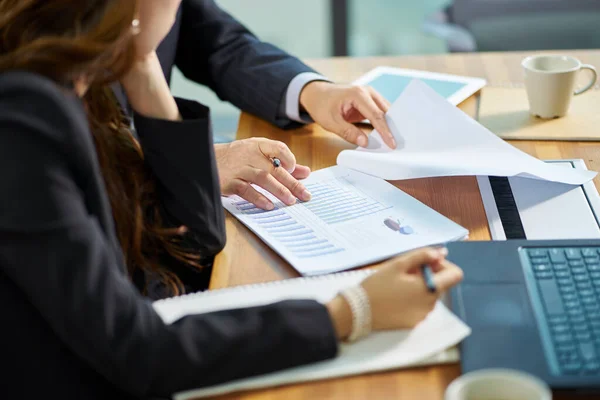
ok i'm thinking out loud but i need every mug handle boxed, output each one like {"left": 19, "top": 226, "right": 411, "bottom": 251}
{"left": 574, "top": 64, "right": 597, "bottom": 95}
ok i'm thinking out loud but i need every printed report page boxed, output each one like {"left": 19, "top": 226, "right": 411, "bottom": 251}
{"left": 222, "top": 166, "right": 468, "bottom": 275}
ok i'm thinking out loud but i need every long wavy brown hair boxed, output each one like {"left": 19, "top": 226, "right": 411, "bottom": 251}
{"left": 0, "top": 0, "right": 202, "bottom": 295}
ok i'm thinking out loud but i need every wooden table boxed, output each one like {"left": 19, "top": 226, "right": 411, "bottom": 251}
{"left": 208, "top": 50, "right": 600, "bottom": 400}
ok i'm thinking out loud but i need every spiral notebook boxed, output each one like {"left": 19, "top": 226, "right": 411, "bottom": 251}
{"left": 153, "top": 269, "right": 471, "bottom": 400}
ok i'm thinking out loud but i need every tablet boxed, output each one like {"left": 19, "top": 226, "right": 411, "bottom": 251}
{"left": 353, "top": 66, "right": 486, "bottom": 106}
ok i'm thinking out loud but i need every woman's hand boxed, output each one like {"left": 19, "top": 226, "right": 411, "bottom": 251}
{"left": 121, "top": 52, "right": 180, "bottom": 121}
{"left": 133, "top": 0, "right": 182, "bottom": 59}
{"left": 119, "top": 0, "right": 182, "bottom": 121}
{"left": 216, "top": 138, "right": 312, "bottom": 210}
{"left": 326, "top": 247, "right": 464, "bottom": 340}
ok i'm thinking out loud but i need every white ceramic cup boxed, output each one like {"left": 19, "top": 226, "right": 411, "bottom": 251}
{"left": 522, "top": 54, "right": 597, "bottom": 119}
{"left": 445, "top": 369, "right": 552, "bottom": 400}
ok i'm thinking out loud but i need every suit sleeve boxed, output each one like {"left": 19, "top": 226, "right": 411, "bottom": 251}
{"left": 133, "top": 98, "right": 226, "bottom": 260}
{"left": 0, "top": 78, "right": 338, "bottom": 398}
{"left": 175, "top": 0, "right": 316, "bottom": 128}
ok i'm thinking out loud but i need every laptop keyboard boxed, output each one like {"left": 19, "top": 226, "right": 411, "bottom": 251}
{"left": 525, "top": 247, "right": 600, "bottom": 376}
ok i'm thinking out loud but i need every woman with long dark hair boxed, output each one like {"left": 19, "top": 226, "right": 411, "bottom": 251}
{"left": 0, "top": 0, "right": 463, "bottom": 398}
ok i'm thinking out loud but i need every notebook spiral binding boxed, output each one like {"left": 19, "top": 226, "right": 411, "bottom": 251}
{"left": 153, "top": 269, "right": 375, "bottom": 306}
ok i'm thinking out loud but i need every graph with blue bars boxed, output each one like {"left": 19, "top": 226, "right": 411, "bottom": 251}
{"left": 232, "top": 178, "right": 391, "bottom": 260}
{"left": 302, "top": 181, "right": 390, "bottom": 224}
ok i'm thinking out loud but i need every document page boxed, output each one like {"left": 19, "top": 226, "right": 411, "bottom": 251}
{"left": 337, "top": 79, "right": 596, "bottom": 185}
{"left": 222, "top": 166, "right": 468, "bottom": 276}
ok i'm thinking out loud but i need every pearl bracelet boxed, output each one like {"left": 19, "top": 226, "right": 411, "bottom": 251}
{"left": 340, "top": 285, "right": 372, "bottom": 342}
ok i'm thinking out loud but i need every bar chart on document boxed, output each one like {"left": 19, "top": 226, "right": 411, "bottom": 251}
{"left": 222, "top": 166, "right": 469, "bottom": 276}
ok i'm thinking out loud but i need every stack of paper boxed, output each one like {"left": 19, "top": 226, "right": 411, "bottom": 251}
{"left": 337, "top": 80, "right": 596, "bottom": 185}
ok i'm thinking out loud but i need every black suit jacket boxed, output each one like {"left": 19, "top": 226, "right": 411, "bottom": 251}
{"left": 156, "top": 0, "right": 316, "bottom": 128}
{"left": 0, "top": 72, "right": 337, "bottom": 399}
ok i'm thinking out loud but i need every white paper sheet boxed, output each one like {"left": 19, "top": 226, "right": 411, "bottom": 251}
{"left": 151, "top": 269, "right": 471, "bottom": 400}
{"left": 337, "top": 79, "right": 596, "bottom": 185}
{"left": 222, "top": 166, "right": 468, "bottom": 276}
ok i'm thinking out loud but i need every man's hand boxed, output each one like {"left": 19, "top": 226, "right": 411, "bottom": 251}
{"left": 299, "top": 81, "right": 395, "bottom": 149}
{"left": 216, "top": 138, "right": 311, "bottom": 210}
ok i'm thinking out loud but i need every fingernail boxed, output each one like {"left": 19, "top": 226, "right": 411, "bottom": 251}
{"left": 262, "top": 201, "right": 274, "bottom": 210}
{"left": 286, "top": 195, "right": 297, "bottom": 205}
{"left": 357, "top": 135, "right": 368, "bottom": 147}
{"left": 301, "top": 189, "right": 312, "bottom": 201}
{"left": 391, "top": 136, "right": 397, "bottom": 148}
{"left": 438, "top": 247, "right": 449, "bottom": 257}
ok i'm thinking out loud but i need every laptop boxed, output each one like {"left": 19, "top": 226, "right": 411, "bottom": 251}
{"left": 447, "top": 239, "right": 600, "bottom": 390}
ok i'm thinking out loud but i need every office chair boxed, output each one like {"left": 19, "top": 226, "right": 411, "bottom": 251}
{"left": 423, "top": 0, "right": 600, "bottom": 52}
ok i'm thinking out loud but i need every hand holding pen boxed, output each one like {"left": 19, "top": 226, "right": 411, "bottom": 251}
{"left": 357, "top": 247, "right": 463, "bottom": 331}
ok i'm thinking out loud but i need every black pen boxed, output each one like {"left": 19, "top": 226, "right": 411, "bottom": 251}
{"left": 421, "top": 264, "right": 437, "bottom": 293}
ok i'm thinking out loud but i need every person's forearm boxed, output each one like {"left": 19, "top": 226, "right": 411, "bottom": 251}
{"left": 121, "top": 52, "right": 181, "bottom": 121}
{"left": 326, "top": 295, "right": 352, "bottom": 341}
{"left": 133, "top": 97, "right": 227, "bottom": 261}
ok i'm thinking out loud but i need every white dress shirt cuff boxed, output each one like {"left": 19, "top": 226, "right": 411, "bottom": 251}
{"left": 284, "top": 72, "right": 331, "bottom": 123}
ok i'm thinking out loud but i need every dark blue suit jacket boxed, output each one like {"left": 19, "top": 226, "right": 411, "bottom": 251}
{"left": 157, "top": 0, "right": 317, "bottom": 129}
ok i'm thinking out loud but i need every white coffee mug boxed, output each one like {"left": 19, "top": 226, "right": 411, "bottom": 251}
{"left": 522, "top": 54, "right": 597, "bottom": 119}
{"left": 445, "top": 369, "right": 552, "bottom": 400}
